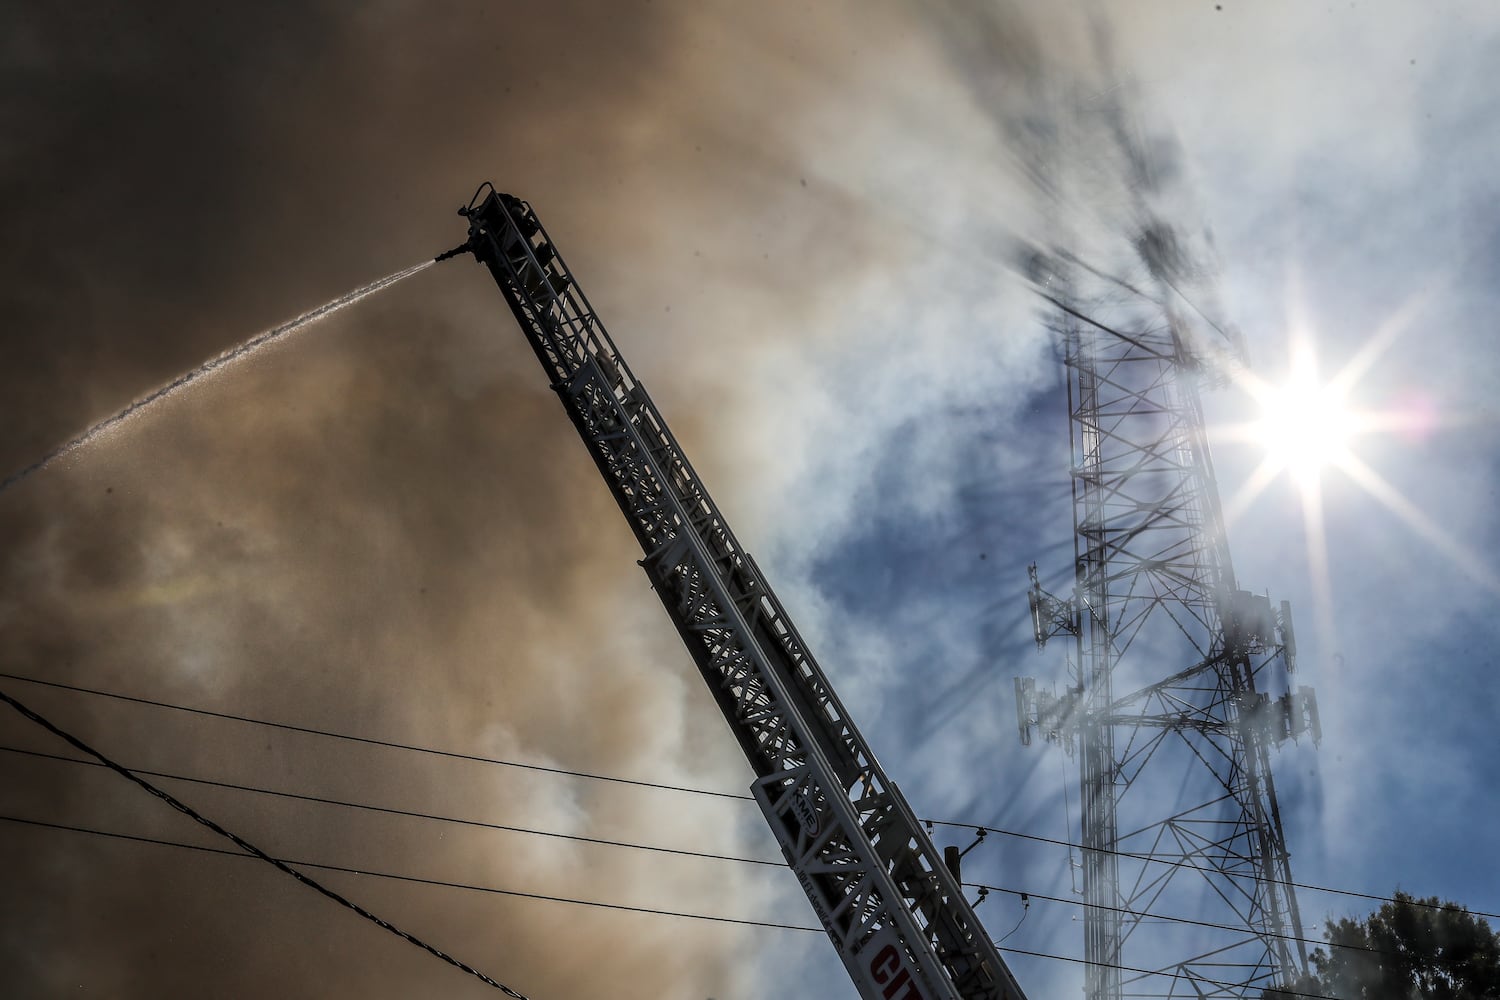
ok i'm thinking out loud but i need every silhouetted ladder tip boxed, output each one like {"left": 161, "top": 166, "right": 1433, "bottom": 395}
{"left": 434, "top": 242, "right": 473, "bottom": 263}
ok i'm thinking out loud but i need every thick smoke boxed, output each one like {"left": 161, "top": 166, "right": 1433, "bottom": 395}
{"left": 0, "top": 3, "right": 861, "bottom": 996}
{"left": 0, "top": 2, "right": 1263, "bottom": 997}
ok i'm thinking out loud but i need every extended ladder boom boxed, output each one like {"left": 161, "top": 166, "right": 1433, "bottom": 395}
{"left": 449, "top": 186, "right": 1029, "bottom": 1000}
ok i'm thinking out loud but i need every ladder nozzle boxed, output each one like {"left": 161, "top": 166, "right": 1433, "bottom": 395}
{"left": 434, "top": 240, "right": 474, "bottom": 263}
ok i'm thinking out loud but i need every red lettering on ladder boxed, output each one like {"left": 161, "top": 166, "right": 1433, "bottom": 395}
{"left": 886, "top": 969, "right": 922, "bottom": 999}
{"left": 869, "top": 944, "right": 925, "bottom": 999}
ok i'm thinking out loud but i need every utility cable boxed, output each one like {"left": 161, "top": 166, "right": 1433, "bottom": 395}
{"left": 4, "top": 668, "right": 1494, "bottom": 923}
{"left": 0, "top": 812, "right": 1349, "bottom": 1000}
{"left": 992, "top": 941, "right": 1342, "bottom": 1000}
{"left": 924, "top": 814, "right": 1500, "bottom": 923}
{"left": 0, "top": 686, "right": 530, "bottom": 998}
{"left": 0, "top": 743, "right": 1411, "bottom": 964}
{"left": 994, "top": 892, "right": 1029, "bottom": 945}
{"left": 0, "top": 669, "right": 748, "bottom": 801}
{"left": 0, "top": 743, "right": 783, "bottom": 868}
{"left": 964, "top": 882, "right": 1390, "bottom": 961}
{"left": 0, "top": 812, "right": 815, "bottom": 933}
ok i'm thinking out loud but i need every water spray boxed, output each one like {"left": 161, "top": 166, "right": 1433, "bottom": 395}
{"left": 0, "top": 259, "right": 438, "bottom": 498}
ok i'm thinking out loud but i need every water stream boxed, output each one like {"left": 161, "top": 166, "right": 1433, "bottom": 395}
{"left": 0, "top": 259, "right": 435, "bottom": 497}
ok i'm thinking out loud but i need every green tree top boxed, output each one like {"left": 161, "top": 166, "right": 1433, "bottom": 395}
{"left": 1277, "top": 891, "right": 1500, "bottom": 1000}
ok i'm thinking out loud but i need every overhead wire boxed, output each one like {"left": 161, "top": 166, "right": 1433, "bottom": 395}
{"left": 993, "top": 941, "right": 1344, "bottom": 1000}
{"left": 0, "top": 813, "right": 813, "bottom": 934}
{"left": 0, "top": 743, "right": 783, "bottom": 869}
{"left": 964, "top": 882, "right": 1391, "bottom": 961}
{"left": 0, "top": 686, "right": 530, "bottom": 998}
{"left": 3, "top": 668, "right": 1496, "bottom": 923}
{"left": 0, "top": 811, "right": 1352, "bottom": 1000}
{"left": 923, "top": 813, "right": 1500, "bottom": 922}
{"left": 0, "top": 742, "right": 1433, "bottom": 964}
{"left": 0, "top": 669, "right": 750, "bottom": 801}
{"left": 993, "top": 890, "right": 1030, "bottom": 945}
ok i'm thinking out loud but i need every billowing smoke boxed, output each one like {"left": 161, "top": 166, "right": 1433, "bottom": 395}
{"left": 0, "top": 3, "right": 843, "bottom": 996}
{"left": 0, "top": 2, "right": 1244, "bottom": 997}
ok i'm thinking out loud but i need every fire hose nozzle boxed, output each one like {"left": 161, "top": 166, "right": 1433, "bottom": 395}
{"left": 434, "top": 241, "right": 473, "bottom": 263}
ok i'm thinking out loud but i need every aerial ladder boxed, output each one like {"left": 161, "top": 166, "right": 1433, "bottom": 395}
{"left": 438, "top": 185, "right": 1030, "bottom": 1000}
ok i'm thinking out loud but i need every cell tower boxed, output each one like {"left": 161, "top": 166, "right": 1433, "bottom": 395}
{"left": 1015, "top": 249, "right": 1321, "bottom": 1000}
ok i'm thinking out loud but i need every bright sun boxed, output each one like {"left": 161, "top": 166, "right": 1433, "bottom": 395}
{"left": 1251, "top": 367, "right": 1354, "bottom": 489}
{"left": 1220, "top": 302, "right": 1500, "bottom": 650}
{"left": 1218, "top": 338, "right": 1364, "bottom": 528}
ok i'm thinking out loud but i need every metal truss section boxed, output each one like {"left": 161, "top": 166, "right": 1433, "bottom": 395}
{"left": 1018, "top": 267, "right": 1315, "bottom": 1000}
{"left": 457, "top": 187, "right": 1027, "bottom": 1000}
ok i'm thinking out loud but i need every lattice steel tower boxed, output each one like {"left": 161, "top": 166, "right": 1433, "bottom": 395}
{"left": 1015, "top": 252, "right": 1321, "bottom": 1000}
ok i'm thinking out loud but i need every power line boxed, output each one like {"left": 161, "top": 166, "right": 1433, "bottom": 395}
{"left": 0, "top": 669, "right": 748, "bottom": 801}
{"left": 0, "top": 812, "right": 816, "bottom": 934}
{"left": 0, "top": 743, "right": 1411, "bottom": 966}
{"left": 0, "top": 743, "right": 783, "bottom": 868}
{"left": 926, "top": 813, "right": 1500, "bottom": 922}
{"left": 994, "top": 941, "right": 1343, "bottom": 1000}
{"left": 4, "top": 668, "right": 1494, "bottom": 923}
{"left": 0, "top": 686, "right": 530, "bottom": 999}
{"left": 0, "top": 812, "right": 1348, "bottom": 1000}
{"left": 966, "top": 882, "right": 1389, "bottom": 961}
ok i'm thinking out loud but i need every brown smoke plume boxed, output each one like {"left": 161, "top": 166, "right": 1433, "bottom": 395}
{"left": 0, "top": 2, "right": 1235, "bottom": 996}
{"left": 0, "top": 3, "right": 861, "bottom": 996}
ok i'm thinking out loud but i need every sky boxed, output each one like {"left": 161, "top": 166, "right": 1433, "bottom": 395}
{"left": 2, "top": 2, "right": 1498, "bottom": 998}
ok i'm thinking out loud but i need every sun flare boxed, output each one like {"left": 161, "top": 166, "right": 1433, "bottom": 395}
{"left": 1219, "top": 307, "right": 1500, "bottom": 633}
{"left": 1251, "top": 367, "right": 1354, "bottom": 490}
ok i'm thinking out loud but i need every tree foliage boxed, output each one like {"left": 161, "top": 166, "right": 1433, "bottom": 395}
{"left": 1275, "top": 891, "right": 1500, "bottom": 1000}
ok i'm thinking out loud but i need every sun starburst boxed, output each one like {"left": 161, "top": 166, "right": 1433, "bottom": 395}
{"left": 1212, "top": 288, "right": 1498, "bottom": 657}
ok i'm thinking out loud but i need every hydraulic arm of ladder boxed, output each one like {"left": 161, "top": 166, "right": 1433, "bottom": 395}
{"left": 446, "top": 186, "right": 1030, "bottom": 1000}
